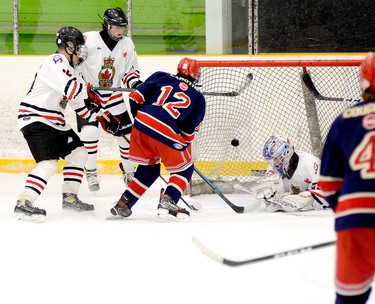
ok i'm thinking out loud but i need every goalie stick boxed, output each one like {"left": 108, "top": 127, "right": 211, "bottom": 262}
{"left": 302, "top": 72, "right": 360, "bottom": 102}
{"left": 92, "top": 74, "right": 252, "bottom": 97}
{"left": 193, "top": 166, "right": 259, "bottom": 213}
{"left": 192, "top": 237, "right": 335, "bottom": 267}
{"left": 158, "top": 175, "right": 202, "bottom": 211}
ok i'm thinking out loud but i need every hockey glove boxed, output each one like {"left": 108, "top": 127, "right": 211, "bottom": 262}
{"left": 84, "top": 98, "right": 97, "bottom": 111}
{"left": 86, "top": 83, "right": 103, "bottom": 106}
{"left": 97, "top": 111, "right": 121, "bottom": 136}
{"left": 129, "top": 90, "right": 145, "bottom": 118}
{"left": 96, "top": 111, "right": 133, "bottom": 137}
{"left": 131, "top": 79, "right": 143, "bottom": 89}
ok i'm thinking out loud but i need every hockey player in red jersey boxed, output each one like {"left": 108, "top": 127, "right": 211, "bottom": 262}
{"left": 98, "top": 58, "right": 206, "bottom": 219}
{"left": 77, "top": 7, "right": 141, "bottom": 192}
{"left": 320, "top": 52, "right": 375, "bottom": 303}
{"left": 15, "top": 26, "right": 103, "bottom": 221}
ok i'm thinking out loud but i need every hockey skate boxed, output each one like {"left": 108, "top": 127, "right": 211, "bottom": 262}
{"left": 157, "top": 194, "right": 190, "bottom": 219}
{"left": 62, "top": 193, "right": 94, "bottom": 212}
{"left": 119, "top": 163, "right": 134, "bottom": 186}
{"left": 110, "top": 194, "right": 132, "bottom": 218}
{"left": 86, "top": 169, "right": 100, "bottom": 192}
{"left": 14, "top": 199, "right": 46, "bottom": 222}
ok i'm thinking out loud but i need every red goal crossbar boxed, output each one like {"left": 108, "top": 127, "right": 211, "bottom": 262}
{"left": 197, "top": 59, "right": 362, "bottom": 68}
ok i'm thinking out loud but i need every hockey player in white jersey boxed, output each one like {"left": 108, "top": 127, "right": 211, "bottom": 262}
{"left": 77, "top": 7, "right": 142, "bottom": 191}
{"left": 245, "top": 135, "right": 329, "bottom": 212}
{"left": 15, "top": 26, "right": 103, "bottom": 221}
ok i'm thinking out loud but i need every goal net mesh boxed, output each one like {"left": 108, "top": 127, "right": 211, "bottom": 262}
{"left": 191, "top": 59, "right": 361, "bottom": 194}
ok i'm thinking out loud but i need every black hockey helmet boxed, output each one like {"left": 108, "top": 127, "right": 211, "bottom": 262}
{"left": 56, "top": 26, "right": 87, "bottom": 64}
{"left": 56, "top": 26, "right": 85, "bottom": 52}
{"left": 103, "top": 7, "right": 128, "bottom": 28}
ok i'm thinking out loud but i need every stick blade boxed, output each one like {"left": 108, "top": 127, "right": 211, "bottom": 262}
{"left": 192, "top": 237, "right": 224, "bottom": 264}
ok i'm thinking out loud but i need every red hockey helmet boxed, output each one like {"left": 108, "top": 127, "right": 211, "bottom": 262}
{"left": 360, "top": 52, "right": 375, "bottom": 93}
{"left": 177, "top": 58, "right": 201, "bottom": 83}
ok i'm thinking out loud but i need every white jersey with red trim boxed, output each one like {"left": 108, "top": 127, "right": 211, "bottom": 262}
{"left": 265, "top": 150, "right": 328, "bottom": 209}
{"left": 18, "top": 53, "right": 90, "bottom": 131}
{"left": 81, "top": 31, "right": 140, "bottom": 88}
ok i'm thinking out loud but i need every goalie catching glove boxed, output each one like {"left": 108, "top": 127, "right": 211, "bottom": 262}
{"left": 96, "top": 111, "right": 133, "bottom": 137}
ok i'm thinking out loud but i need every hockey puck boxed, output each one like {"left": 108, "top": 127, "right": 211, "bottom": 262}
{"left": 231, "top": 138, "right": 239, "bottom": 147}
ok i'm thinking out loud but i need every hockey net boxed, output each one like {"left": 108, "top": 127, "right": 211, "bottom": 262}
{"left": 191, "top": 58, "right": 362, "bottom": 195}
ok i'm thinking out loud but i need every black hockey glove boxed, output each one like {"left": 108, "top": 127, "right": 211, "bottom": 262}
{"left": 96, "top": 111, "right": 133, "bottom": 137}
{"left": 96, "top": 112, "right": 121, "bottom": 136}
{"left": 84, "top": 98, "right": 97, "bottom": 111}
{"left": 131, "top": 79, "right": 143, "bottom": 89}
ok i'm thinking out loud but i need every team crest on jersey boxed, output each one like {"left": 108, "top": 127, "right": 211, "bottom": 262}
{"left": 60, "top": 96, "right": 68, "bottom": 109}
{"left": 98, "top": 56, "right": 115, "bottom": 88}
{"left": 53, "top": 54, "right": 63, "bottom": 64}
{"left": 173, "top": 143, "right": 184, "bottom": 150}
{"left": 362, "top": 113, "right": 375, "bottom": 130}
{"left": 179, "top": 82, "right": 188, "bottom": 91}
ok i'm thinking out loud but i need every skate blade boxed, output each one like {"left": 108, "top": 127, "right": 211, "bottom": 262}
{"left": 105, "top": 215, "right": 128, "bottom": 220}
{"left": 62, "top": 208, "right": 95, "bottom": 218}
{"left": 15, "top": 213, "right": 46, "bottom": 223}
{"left": 156, "top": 209, "right": 190, "bottom": 221}
{"left": 88, "top": 185, "right": 100, "bottom": 192}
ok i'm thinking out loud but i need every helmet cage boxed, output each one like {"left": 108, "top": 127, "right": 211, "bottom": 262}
{"left": 263, "top": 135, "right": 294, "bottom": 176}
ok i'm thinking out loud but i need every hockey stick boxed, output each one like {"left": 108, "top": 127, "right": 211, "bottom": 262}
{"left": 194, "top": 166, "right": 258, "bottom": 213}
{"left": 302, "top": 72, "right": 360, "bottom": 102}
{"left": 159, "top": 175, "right": 202, "bottom": 211}
{"left": 202, "top": 73, "right": 253, "bottom": 97}
{"left": 98, "top": 109, "right": 130, "bottom": 143}
{"left": 192, "top": 237, "right": 335, "bottom": 267}
{"left": 93, "top": 74, "right": 252, "bottom": 97}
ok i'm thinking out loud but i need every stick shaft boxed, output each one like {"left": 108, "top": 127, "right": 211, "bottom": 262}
{"left": 302, "top": 72, "right": 359, "bottom": 102}
{"left": 192, "top": 237, "right": 335, "bottom": 267}
{"left": 92, "top": 86, "right": 246, "bottom": 97}
{"left": 193, "top": 166, "right": 244, "bottom": 213}
{"left": 159, "top": 175, "right": 199, "bottom": 211}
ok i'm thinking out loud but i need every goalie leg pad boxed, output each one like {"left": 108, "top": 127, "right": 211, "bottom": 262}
{"left": 265, "top": 191, "right": 314, "bottom": 212}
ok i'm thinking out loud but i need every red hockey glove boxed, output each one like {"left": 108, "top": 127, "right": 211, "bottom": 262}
{"left": 86, "top": 83, "right": 103, "bottom": 106}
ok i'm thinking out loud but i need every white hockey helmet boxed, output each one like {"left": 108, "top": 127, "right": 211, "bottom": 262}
{"left": 263, "top": 135, "right": 294, "bottom": 176}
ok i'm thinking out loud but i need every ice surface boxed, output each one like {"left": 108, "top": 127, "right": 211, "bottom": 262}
{"left": 0, "top": 173, "right": 373, "bottom": 304}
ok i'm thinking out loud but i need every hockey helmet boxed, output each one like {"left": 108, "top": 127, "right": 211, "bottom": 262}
{"left": 56, "top": 26, "right": 87, "bottom": 64}
{"left": 177, "top": 58, "right": 201, "bottom": 83}
{"left": 103, "top": 7, "right": 128, "bottom": 28}
{"left": 263, "top": 135, "right": 294, "bottom": 176}
{"left": 360, "top": 52, "right": 375, "bottom": 94}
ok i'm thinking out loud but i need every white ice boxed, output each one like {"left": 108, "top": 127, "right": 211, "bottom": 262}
{"left": 1, "top": 173, "right": 374, "bottom": 304}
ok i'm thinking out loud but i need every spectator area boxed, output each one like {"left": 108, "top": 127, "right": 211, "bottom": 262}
{"left": 0, "top": 0, "right": 205, "bottom": 54}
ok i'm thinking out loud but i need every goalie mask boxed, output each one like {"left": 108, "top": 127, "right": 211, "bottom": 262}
{"left": 177, "top": 57, "right": 201, "bottom": 84}
{"left": 263, "top": 135, "right": 294, "bottom": 177}
{"left": 56, "top": 26, "right": 88, "bottom": 65}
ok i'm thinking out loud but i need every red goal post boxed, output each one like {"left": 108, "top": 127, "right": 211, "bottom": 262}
{"left": 191, "top": 58, "right": 362, "bottom": 195}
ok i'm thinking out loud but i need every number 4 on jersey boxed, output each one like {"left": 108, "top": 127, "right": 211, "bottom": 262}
{"left": 350, "top": 131, "right": 375, "bottom": 178}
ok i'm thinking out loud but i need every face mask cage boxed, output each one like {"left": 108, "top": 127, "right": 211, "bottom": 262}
{"left": 263, "top": 136, "right": 293, "bottom": 176}
{"left": 77, "top": 44, "right": 88, "bottom": 65}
